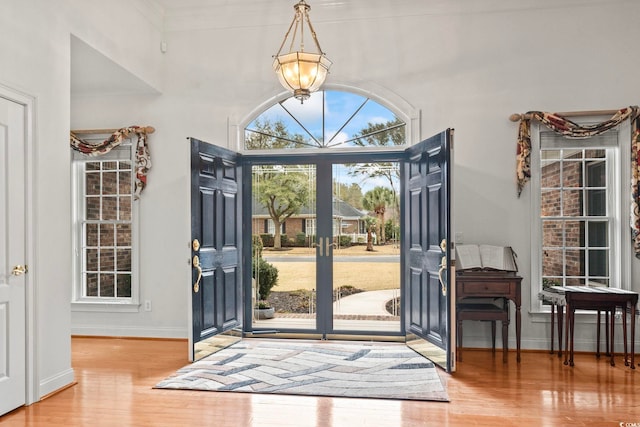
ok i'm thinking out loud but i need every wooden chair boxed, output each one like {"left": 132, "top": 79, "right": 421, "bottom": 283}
{"left": 457, "top": 298, "right": 510, "bottom": 363}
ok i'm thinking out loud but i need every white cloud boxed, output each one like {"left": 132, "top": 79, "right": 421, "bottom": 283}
{"left": 281, "top": 91, "right": 326, "bottom": 123}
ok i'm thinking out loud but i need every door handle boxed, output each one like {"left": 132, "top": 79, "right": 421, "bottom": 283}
{"left": 438, "top": 256, "right": 447, "bottom": 296}
{"left": 313, "top": 237, "right": 335, "bottom": 257}
{"left": 11, "top": 265, "right": 28, "bottom": 276}
{"left": 438, "top": 238, "right": 448, "bottom": 295}
{"left": 192, "top": 255, "right": 202, "bottom": 293}
{"left": 314, "top": 237, "right": 324, "bottom": 256}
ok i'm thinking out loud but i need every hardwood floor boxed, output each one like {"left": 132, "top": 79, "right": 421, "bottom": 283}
{"left": 1, "top": 336, "right": 638, "bottom": 426}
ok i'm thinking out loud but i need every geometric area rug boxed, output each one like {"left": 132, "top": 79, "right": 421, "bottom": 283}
{"left": 154, "top": 339, "right": 448, "bottom": 402}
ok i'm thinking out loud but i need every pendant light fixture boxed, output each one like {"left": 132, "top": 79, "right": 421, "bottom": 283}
{"left": 272, "top": 0, "right": 332, "bottom": 103}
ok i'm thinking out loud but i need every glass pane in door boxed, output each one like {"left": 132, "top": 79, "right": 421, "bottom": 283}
{"left": 332, "top": 163, "right": 401, "bottom": 333}
{"left": 251, "top": 164, "right": 317, "bottom": 331}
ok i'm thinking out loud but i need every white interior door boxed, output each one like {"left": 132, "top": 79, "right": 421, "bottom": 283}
{"left": 0, "top": 95, "right": 27, "bottom": 415}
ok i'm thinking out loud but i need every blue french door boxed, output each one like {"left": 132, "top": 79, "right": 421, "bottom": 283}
{"left": 404, "top": 129, "right": 454, "bottom": 372}
{"left": 244, "top": 153, "right": 404, "bottom": 338}
{"left": 190, "top": 138, "right": 243, "bottom": 360}
{"left": 187, "top": 132, "right": 452, "bottom": 373}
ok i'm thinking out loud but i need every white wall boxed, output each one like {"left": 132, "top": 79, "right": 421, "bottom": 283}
{"left": 3, "top": 0, "right": 639, "bottom": 399}
{"left": 0, "top": 0, "right": 165, "bottom": 399}
{"left": 73, "top": 0, "right": 640, "bottom": 352}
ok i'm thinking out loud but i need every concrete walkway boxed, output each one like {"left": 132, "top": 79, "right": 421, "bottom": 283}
{"left": 333, "top": 289, "right": 399, "bottom": 316}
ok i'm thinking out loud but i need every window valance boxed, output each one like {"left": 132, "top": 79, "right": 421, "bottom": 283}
{"left": 70, "top": 126, "right": 153, "bottom": 199}
{"left": 511, "top": 107, "right": 640, "bottom": 257}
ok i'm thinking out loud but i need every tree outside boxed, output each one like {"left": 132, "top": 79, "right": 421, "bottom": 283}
{"left": 253, "top": 165, "right": 313, "bottom": 249}
{"left": 362, "top": 186, "right": 394, "bottom": 245}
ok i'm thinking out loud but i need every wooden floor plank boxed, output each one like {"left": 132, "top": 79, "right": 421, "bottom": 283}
{"left": 1, "top": 337, "right": 638, "bottom": 426}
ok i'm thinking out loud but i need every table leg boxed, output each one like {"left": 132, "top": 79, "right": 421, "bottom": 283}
{"left": 557, "top": 305, "right": 564, "bottom": 358}
{"left": 550, "top": 303, "right": 555, "bottom": 354}
{"left": 609, "top": 308, "right": 615, "bottom": 367}
{"left": 564, "top": 303, "right": 571, "bottom": 366}
{"left": 565, "top": 304, "right": 576, "bottom": 366}
{"left": 623, "top": 306, "right": 629, "bottom": 367}
{"left": 632, "top": 304, "right": 636, "bottom": 369}
{"left": 491, "top": 321, "right": 496, "bottom": 354}
{"left": 567, "top": 306, "right": 576, "bottom": 366}
{"left": 605, "top": 309, "right": 610, "bottom": 356}
{"left": 596, "top": 310, "right": 601, "bottom": 359}
{"left": 502, "top": 320, "right": 508, "bottom": 363}
{"left": 457, "top": 318, "right": 463, "bottom": 363}
{"left": 516, "top": 303, "right": 521, "bottom": 363}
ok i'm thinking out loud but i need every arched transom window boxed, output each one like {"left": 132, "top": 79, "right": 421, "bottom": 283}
{"left": 244, "top": 90, "right": 406, "bottom": 151}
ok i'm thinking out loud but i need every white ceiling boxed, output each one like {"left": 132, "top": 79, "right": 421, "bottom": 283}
{"left": 152, "top": 0, "right": 345, "bottom": 10}
{"left": 69, "top": 0, "right": 329, "bottom": 96}
{"left": 70, "top": 0, "right": 615, "bottom": 96}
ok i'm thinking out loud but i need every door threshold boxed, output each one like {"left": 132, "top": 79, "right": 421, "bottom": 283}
{"left": 245, "top": 331, "right": 404, "bottom": 342}
{"left": 325, "top": 334, "right": 405, "bottom": 342}
{"left": 244, "top": 331, "right": 324, "bottom": 340}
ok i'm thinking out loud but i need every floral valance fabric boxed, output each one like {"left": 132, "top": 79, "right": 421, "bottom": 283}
{"left": 514, "top": 107, "right": 640, "bottom": 257}
{"left": 631, "top": 120, "right": 640, "bottom": 257}
{"left": 70, "top": 126, "right": 152, "bottom": 199}
{"left": 516, "top": 107, "right": 638, "bottom": 197}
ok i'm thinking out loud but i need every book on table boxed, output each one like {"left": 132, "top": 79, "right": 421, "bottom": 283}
{"left": 455, "top": 244, "right": 518, "bottom": 272}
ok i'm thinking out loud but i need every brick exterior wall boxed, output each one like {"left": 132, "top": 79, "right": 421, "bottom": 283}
{"left": 84, "top": 160, "right": 132, "bottom": 298}
{"left": 251, "top": 216, "right": 361, "bottom": 247}
{"left": 541, "top": 153, "right": 587, "bottom": 285}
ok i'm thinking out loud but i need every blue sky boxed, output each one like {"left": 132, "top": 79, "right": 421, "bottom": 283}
{"left": 248, "top": 90, "right": 399, "bottom": 148}
{"left": 247, "top": 90, "right": 401, "bottom": 194}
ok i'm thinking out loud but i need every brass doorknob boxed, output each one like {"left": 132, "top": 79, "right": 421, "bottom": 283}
{"left": 438, "top": 256, "right": 447, "bottom": 296}
{"left": 11, "top": 265, "right": 28, "bottom": 276}
{"left": 192, "top": 256, "right": 202, "bottom": 293}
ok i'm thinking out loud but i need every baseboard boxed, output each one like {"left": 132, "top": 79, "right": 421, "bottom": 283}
{"left": 463, "top": 336, "right": 637, "bottom": 353}
{"left": 39, "top": 368, "right": 75, "bottom": 400}
{"left": 70, "top": 324, "right": 187, "bottom": 339}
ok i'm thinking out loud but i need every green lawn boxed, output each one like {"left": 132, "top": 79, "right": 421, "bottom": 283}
{"left": 270, "top": 261, "right": 400, "bottom": 292}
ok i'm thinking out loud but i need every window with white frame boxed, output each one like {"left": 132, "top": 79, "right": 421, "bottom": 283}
{"left": 267, "top": 219, "right": 284, "bottom": 235}
{"left": 305, "top": 218, "right": 316, "bottom": 236}
{"left": 72, "top": 137, "right": 138, "bottom": 307}
{"left": 533, "top": 123, "right": 631, "bottom": 307}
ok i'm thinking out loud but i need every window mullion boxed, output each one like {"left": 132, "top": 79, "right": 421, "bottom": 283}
{"left": 72, "top": 139, "right": 136, "bottom": 307}
{"left": 538, "top": 131, "right": 617, "bottom": 294}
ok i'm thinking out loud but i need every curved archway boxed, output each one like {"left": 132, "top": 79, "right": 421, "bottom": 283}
{"left": 240, "top": 88, "right": 417, "bottom": 152}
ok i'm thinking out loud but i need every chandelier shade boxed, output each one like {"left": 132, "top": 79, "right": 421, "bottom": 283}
{"left": 273, "top": 1, "right": 331, "bottom": 103}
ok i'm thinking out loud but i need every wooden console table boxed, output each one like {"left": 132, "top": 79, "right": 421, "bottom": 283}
{"left": 456, "top": 271, "right": 522, "bottom": 362}
{"left": 540, "top": 286, "right": 638, "bottom": 368}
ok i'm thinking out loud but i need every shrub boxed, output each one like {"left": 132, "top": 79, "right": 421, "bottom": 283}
{"left": 260, "top": 233, "right": 274, "bottom": 247}
{"left": 252, "top": 234, "right": 263, "bottom": 258}
{"left": 252, "top": 257, "right": 278, "bottom": 300}
{"left": 338, "top": 235, "right": 352, "bottom": 248}
{"left": 256, "top": 300, "right": 271, "bottom": 309}
{"left": 385, "top": 220, "right": 400, "bottom": 243}
{"left": 306, "top": 235, "right": 316, "bottom": 247}
{"left": 295, "top": 232, "right": 306, "bottom": 247}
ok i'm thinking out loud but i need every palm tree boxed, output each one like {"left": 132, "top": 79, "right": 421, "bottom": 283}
{"left": 363, "top": 216, "right": 377, "bottom": 252}
{"left": 362, "top": 186, "right": 394, "bottom": 245}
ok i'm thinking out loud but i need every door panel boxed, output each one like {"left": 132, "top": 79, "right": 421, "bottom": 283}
{"left": 190, "top": 138, "right": 242, "bottom": 360}
{"left": 404, "top": 129, "right": 454, "bottom": 372}
{"left": 331, "top": 162, "right": 401, "bottom": 333}
{"left": 0, "top": 96, "right": 27, "bottom": 414}
{"left": 251, "top": 163, "right": 318, "bottom": 332}
{"left": 249, "top": 157, "right": 405, "bottom": 338}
